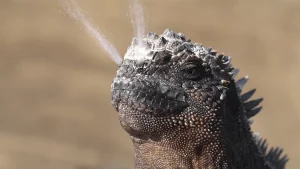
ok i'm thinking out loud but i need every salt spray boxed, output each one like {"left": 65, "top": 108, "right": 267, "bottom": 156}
{"left": 60, "top": 0, "right": 123, "bottom": 65}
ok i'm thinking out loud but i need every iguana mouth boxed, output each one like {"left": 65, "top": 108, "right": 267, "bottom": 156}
{"left": 111, "top": 77, "right": 188, "bottom": 116}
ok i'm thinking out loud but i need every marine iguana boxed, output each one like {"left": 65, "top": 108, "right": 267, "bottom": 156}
{"left": 111, "top": 29, "right": 288, "bottom": 169}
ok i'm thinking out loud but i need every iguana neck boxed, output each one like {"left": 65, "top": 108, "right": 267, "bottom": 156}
{"left": 222, "top": 114, "right": 270, "bottom": 169}
{"left": 131, "top": 130, "right": 269, "bottom": 169}
{"left": 216, "top": 86, "right": 271, "bottom": 169}
{"left": 131, "top": 88, "right": 270, "bottom": 169}
{"left": 132, "top": 138, "right": 228, "bottom": 169}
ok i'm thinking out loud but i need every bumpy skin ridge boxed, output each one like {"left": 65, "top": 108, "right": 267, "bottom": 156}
{"left": 111, "top": 29, "right": 288, "bottom": 169}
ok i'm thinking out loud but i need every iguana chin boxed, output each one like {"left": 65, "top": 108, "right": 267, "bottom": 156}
{"left": 111, "top": 29, "right": 288, "bottom": 169}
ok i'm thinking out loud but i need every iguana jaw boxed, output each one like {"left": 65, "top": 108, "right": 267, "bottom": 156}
{"left": 128, "top": 111, "right": 230, "bottom": 169}
{"left": 132, "top": 139, "right": 222, "bottom": 169}
{"left": 111, "top": 75, "right": 190, "bottom": 140}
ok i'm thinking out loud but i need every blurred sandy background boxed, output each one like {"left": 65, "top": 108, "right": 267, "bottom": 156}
{"left": 0, "top": 0, "right": 299, "bottom": 168}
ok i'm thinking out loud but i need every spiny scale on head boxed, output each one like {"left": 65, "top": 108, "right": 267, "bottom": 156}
{"left": 125, "top": 29, "right": 232, "bottom": 79}
{"left": 125, "top": 29, "right": 265, "bottom": 119}
{"left": 125, "top": 29, "right": 234, "bottom": 102}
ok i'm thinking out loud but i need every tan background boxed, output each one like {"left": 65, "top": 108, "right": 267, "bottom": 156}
{"left": 0, "top": 0, "right": 299, "bottom": 169}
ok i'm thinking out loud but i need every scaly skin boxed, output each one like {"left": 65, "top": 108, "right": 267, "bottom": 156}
{"left": 111, "top": 29, "right": 288, "bottom": 169}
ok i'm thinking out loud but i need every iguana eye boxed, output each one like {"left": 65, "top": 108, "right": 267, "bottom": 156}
{"left": 180, "top": 62, "right": 203, "bottom": 80}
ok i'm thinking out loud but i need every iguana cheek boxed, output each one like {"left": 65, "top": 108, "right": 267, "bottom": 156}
{"left": 111, "top": 77, "right": 188, "bottom": 116}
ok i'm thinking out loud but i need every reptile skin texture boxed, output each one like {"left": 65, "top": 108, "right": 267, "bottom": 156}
{"left": 111, "top": 29, "right": 288, "bottom": 169}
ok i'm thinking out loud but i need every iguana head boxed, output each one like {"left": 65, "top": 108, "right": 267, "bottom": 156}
{"left": 111, "top": 29, "right": 240, "bottom": 166}
{"left": 111, "top": 29, "right": 289, "bottom": 169}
